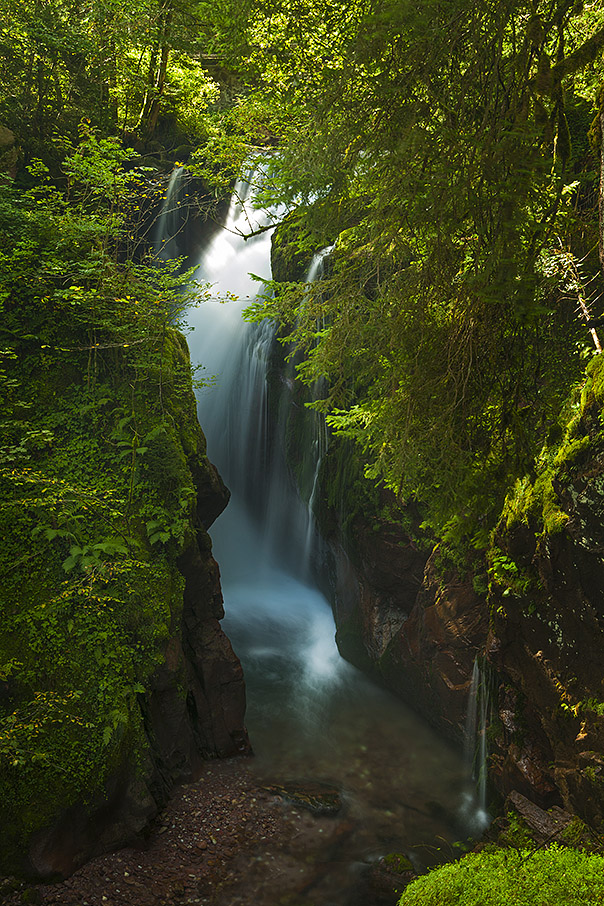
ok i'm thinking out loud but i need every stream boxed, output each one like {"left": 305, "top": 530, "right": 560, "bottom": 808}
{"left": 172, "top": 164, "right": 482, "bottom": 901}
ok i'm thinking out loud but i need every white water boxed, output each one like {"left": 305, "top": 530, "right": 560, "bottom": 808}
{"left": 188, "top": 167, "right": 343, "bottom": 692}
{"left": 461, "top": 658, "right": 490, "bottom": 832}
{"left": 159, "top": 164, "right": 481, "bottom": 896}
{"left": 155, "top": 165, "right": 185, "bottom": 259}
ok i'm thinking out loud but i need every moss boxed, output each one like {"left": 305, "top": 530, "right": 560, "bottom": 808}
{"left": 0, "top": 325, "right": 212, "bottom": 873}
{"left": 560, "top": 816, "right": 595, "bottom": 850}
{"left": 496, "top": 810, "right": 534, "bottom": 849}
{"left": 582, "top": 353, "right": 604, "bottom": 412}
{"left": 500, "top": 359, "right": 604, "bottom": 542}
{"left": 397, "top": 845, "right": 604, "bottom": 906}
{"left": 383, "top": 853, "right": 414, "bottom": 873}
{"left": 540, "top": 478, "right": 570, "bottom": 535}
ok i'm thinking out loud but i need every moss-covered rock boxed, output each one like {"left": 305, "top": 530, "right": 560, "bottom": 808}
{"left": 488, "top": 353, "right": 604, "bottom": 822}
{"left": 0, "top": 327, "right": 248, "bottom": 879}
{"left": 270, "top": 206, "right": 324, "bottom": 283}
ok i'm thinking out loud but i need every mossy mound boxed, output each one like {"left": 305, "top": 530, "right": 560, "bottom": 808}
{"left": 398, "top": 845, "right": 604, "bottom": 906}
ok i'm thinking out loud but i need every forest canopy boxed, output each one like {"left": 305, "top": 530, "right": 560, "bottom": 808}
{"left": 228, "top": 0, "right": 604, "bottom": 539}
{"left": 2, "top": 0, "right": 604, "bottom": 537}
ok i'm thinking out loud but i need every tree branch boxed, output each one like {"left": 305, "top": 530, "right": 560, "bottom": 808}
{"left": 551, "top": 22, "right": 604, "bottom": 82}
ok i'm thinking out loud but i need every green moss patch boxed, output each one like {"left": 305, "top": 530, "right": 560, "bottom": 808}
{"left": 501, "top": 358, "right": 604, "bottom": 541}
{"left": 398, "top": 845, "right": 604, "bottom": 906}
{"left": 0, "top": 326, "right": 210, "bottom": 871}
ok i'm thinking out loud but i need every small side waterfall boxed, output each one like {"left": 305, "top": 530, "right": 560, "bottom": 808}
{"left": 271, "top": 246, "right": 334, "bottom": 577}
{"left": 463, "top": 657, "right": 491, "bottom": 831}
{"left": 297, "top": 248, "right": 333, "bottom": 571}
{"left": 154, "top": 165, "right": 186, "bottom": 259}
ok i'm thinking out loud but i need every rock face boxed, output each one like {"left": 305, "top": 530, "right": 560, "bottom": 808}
{"left": 486, "top": 356, "right": 604, "bottom": 824}
{"left": 377, "top": 553, "right": 488, "bottom": 741}
{"left": 9, "top": 338, "right": 250, "bottom": 881}
{"left": 329, "top": 357, "right": 604, "bottom": 822}
{"left": 329, "top": 514, "right": 487, "bottom": 742}
{"left": 326, "top": 356, "right": 604, "bottom": 821}
{"left": 270, "top": 211, "right": 604, "bottom": 826}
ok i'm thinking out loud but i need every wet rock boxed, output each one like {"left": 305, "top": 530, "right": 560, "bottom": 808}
{"left": 325, "top": 478, "right": 486, "bottom": 742}
{"left": 364, "top": 854, "right": 417, "bottom": 906}
{"left": 264, "top": 781, "right": 342, "bottom": 816}
{"left": 375, "top": 551, "right": 488, "bottom": 741}
{"left": 487, "top": 357, "right": 604, "bottom": 823}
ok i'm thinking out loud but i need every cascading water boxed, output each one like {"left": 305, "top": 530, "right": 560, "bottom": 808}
{"left": 292, "top": 247, "right": 333, "bottom": 573}
{"left": 463, "top": 658, "right": 491, "bottom": 832}
{"left": 155, "top": 165, "right": 186, "bottom": 259}
{"left": 164, "top": 162, "right": 483, "bottom": 901}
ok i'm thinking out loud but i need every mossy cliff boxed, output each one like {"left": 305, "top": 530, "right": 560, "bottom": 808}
{"left": 487, "top": 354, "right": 604, "bottom": 825}
{"left": 0, "top": 328, "right": 249, "bottom": 879}
{"left": 325, "top": 352, "right": 604, "bottom": 823}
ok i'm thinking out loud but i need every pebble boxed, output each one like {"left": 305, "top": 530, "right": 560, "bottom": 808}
{"left": 4, "top": 761, "right": 349, "bottom": 906}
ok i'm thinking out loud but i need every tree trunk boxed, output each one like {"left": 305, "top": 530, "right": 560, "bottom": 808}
{"left": 138, "top": 3, "right": 172, "bottom": 140}
{"left": 144, "top": 36, "right": 170, "bottom": 139}
{"left": 138, "top": 42, "right": 159, "bottom": 128}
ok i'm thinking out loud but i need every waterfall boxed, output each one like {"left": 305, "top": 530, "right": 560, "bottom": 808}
{"left": 155, "top": 163, "right": 330, "bottom": 577}
{"left": 154, "top": 165, "right": 186, "bottom": 259}
{"left": 191, "top": 179, "right": 330, "bottom": 578}
{"left": 155, "top": 164, "right": 484, "bottom": 894}
{"left": 298, "top": 247, "right": 333, "bottom": 570}
{"left": 271, "top": 246, "right": 334, "bottom": 577}
{"left": 463, "top": 657, "right": 491, "bottom": 831}
{"left": 187, "top": 164, "right": 341, "bottom": 692}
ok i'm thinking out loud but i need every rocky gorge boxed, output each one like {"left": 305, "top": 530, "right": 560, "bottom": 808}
{"left": 5, "top": 1, "right": 604, "bottom": 902}
{"left": 268, "top": 210, "right": 604, "bottom": 838}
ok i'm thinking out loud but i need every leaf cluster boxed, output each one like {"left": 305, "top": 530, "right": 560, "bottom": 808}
{"left": 240, "top": 0, "right": 604, "bottom": 540}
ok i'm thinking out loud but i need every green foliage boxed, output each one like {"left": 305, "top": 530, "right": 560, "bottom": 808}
{"left": 270, "top": 206, "right": 326, "bottom": 282}
{"left": 501, "top": 353, "right": 604, "bottom": 555}
{"left": 236, "top": 0, "right": 604, "bottom": 543}
{"left": 0, "top": 0, "right": 225, "bottom": 144}
{"left": 397, "top": 845, "right": 604, "bottom": 906}
{"left": 489, "top": 553, "right": 533, "bottom": 601}
{"left": 0, "top": 127, "right": 213, "bottom": 867}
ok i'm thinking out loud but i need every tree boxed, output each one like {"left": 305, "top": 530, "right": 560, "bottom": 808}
{"left": 238, "top": 0, "right": 604, "bottom": 538}
{"left": 0, "top": 0, "right": 221, "bottom": 145}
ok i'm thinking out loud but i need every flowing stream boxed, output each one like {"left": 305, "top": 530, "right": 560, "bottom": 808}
{"left": 165, "top": 165, "right": 481, "bottom": 902}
